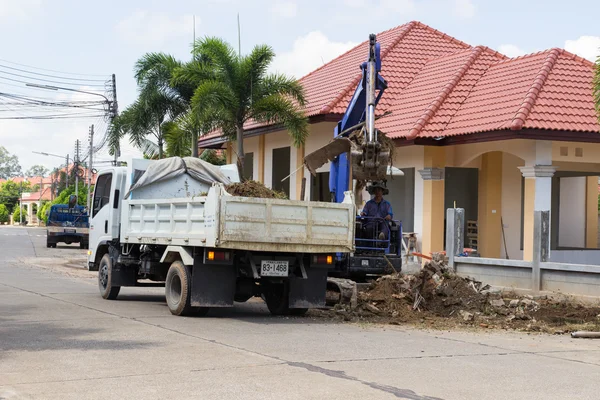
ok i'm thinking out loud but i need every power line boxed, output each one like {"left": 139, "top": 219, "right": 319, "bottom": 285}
{"left": 0, "top": 71, "right": 107, "bottom": 88}
{"left": 0, "top": 64, "right": 108, "bottom": 82}
{"left": 0, "top": 58, "right": 110, "bottom": 77}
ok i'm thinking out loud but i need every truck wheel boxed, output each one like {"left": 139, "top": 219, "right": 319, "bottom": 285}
{"left": 262, "top": 281, "right": 290, "bottom": 316}
{"left": 80, "top": 241, "right": 88, "bottom": 250}
{"left": 165, "top": 261, "right": 195, "bottom": 316}
{"left": 98, "top": 254, "right": 120, "bottom": 300}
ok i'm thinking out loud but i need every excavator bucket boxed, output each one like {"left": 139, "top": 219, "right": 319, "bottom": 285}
{"left": 304, "top": 130, "right": 390, "bottom": 182}
{"left": 303, "top": 137, "right": 353, "bottom": 176}
{"left": 350, "top": 141, "right": 390, "bottom": 181}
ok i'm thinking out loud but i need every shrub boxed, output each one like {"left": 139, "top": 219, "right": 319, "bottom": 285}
{"left": 0, "top": 204, "right": 8, "bottom": 224}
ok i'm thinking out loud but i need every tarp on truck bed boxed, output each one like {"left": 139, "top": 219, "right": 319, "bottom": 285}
{"left": 124, "top": 157, "right": 231, "bottom": 198}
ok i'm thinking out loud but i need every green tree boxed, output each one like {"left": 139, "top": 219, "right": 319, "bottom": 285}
{"left": 180, "top": 37, "right": 308, "bottom": 177}
{"left": 200, "top": 149, "right": 226, "bottom": 166}
{"left": 0, "top": 146, "right": 22, "bottom": 179}
{"left": 12, "top": 206, "right": 26, "bottom": 225}
{"left": 0, "top": 181, "right": 32, "bottom": 211}
{"left": 112, "top": 53, "right": 192, "bottom": 159}
{"left": 25, "top": 165, "right": 49, "bottom": 178}
{"left": 0, "top": 204, "right": 9, "bottom": 224}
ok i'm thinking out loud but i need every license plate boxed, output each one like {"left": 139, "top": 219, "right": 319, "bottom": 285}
{"left": 261, "top": 260, "right": 289, "bottom": 277}
{"left": 65, "top": 229, "right": 76, "bottom": 233}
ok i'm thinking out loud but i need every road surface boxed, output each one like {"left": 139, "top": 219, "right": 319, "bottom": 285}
{"left": 1, "top": 226, "right": 599, "bottom": 399}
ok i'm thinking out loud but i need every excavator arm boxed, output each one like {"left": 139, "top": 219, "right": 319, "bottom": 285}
{"left": 303, "top": 34, "right": 389, "bottom": 203}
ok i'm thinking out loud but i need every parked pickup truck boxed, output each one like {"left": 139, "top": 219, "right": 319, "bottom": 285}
{"left": 46, "top": 204, "right": 89, "bottom": 249}
{"left": 87, "top": 157, "right": 355, "bottom": 317}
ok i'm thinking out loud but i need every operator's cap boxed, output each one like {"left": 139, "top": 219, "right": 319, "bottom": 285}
{"left": 367, "top": 181, "right": 389, "bottom": 195}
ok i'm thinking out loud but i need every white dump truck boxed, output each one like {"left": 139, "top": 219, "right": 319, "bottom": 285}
{"left": 87, "top": 157, "right": 355, "bottom": 316}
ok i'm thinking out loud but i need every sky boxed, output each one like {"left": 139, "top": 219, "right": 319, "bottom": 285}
{"left": 0, "top": 0, "right": 599, "bottom": 173}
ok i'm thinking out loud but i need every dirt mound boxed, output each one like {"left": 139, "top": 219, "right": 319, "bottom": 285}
{"left": 322, "top": 254, "right": 600, "bottom": 334}
{"left": 225, "top": 181, "right": 287, "bottom": 199}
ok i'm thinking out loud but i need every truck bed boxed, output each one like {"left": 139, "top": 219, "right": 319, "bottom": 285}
{"left": 121, "top": 184, "right": 355, "bottom": 254}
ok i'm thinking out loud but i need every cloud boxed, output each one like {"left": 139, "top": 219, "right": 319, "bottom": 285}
{"left": 498, "top": 44, "right": 528, "bottom": 58}
{"left": 0, "top": 0, "right": 42, "bottom": 21}
{"left": 115, "top": 11, "right": 195, "bottom": 46}
{"left": 380, "top": 0, "right": 416, "bottom": 13}
{"left": 270, "top": 1, "right": 298, "bottom": 18}
{"left": 270, "top": 31, "right": 359, "bottom": 78}
{"left": 342, "top": 0, "right": 366, "bottom": 6}
{"left": 565, "top": 36, "right": 600, "bottom": 62}
{"left": 453, "top": 0, "right": 475, "bottom": 18}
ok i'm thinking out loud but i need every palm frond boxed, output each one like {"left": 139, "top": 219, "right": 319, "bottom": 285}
{"left": 192, "top": 37, "right": 239, "bottom": 87}
{"left": 251, "top": 95, "right": 309, "bottom": 147}
{"left": 252, "top": 73, "right": 306, "bottom": 109}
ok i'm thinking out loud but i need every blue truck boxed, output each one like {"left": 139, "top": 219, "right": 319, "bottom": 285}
{"left": 46, "top": 204, "right": 89, "bottom": 249}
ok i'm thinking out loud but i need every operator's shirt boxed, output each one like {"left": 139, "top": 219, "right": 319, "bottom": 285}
{"left": 362, "top": 199, "right": 393, "bottom": 220}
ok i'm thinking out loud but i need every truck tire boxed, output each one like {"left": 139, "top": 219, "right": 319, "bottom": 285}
{"left": 262, "top": 281, "right": 307, "bottom": 316}
{"left": 98, "top": 254, "right": 120, "bottom": 300}
{"left": 165, "top": 261, "right": 194, "bottom": 316}
{"left": 80, "top": 240, "right": 88, "bottom": 250}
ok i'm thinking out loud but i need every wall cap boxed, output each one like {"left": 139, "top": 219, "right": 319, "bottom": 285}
{"left": 518, "top": 165, "right": 557, "bottom": 178}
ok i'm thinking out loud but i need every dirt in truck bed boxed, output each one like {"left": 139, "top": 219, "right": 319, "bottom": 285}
{"left": 225, "top": 180, "right": 288, "bottom": 199}
{"left": 315, "top": 255, "right": 600, "bottom": 334}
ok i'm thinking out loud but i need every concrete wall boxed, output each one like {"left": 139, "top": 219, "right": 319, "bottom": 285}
{"left": 455, "top": 258, "right": 533, "bottom": 289}
{"left": 454, "top": 257, "right": 600, "bottom": 298}
{"left": 549, "top": 250, "right": 600, "bottom": 265}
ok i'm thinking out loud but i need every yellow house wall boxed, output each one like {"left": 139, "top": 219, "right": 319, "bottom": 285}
{"left": 586, "top": 176, "right": 598, "bottom": 248}
{"left": 477, "top": 152, "right": 503, "bottom": 258}
{"left": 421, "top": 146, "right": 445, "bottom": 255}
{"left": 501, "top": 153, "right": 525, "bottom": 260}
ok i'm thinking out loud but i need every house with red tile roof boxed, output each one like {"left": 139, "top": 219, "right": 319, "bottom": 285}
{"left": 16, "top": 187, "right": 53, "bottom": 225}
{"left": 198, "top": 21, "right": 600, "bottom": 263}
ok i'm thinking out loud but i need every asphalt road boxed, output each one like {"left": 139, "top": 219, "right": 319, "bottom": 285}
{"left": 1, "top": 226, "right": 599, "bottom": 400}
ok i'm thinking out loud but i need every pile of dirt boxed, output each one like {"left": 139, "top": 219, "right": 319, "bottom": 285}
{"left": 225, "top": 181, "right": 288, "bottom": 199}
{"left": 321, "top": 254, "right": 600, "bottom": 334}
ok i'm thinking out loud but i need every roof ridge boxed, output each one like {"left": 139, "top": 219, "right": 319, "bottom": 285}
{"left": 319, "top": 21, "right": 419, "bottom": 114}
{"left": 559, "top": 48, "right": 596, "bottom": 67}
{"left": 412, "top": 21, "right": 472, "bottom": 49}
{"left": 299, "top": 22, "right": 416, "bottom": 85}
{"left": 406, "top": 46, "right": 485, "bottom": 139}
{"left": 509, "top": 48, "right": 561, "bottom": 131}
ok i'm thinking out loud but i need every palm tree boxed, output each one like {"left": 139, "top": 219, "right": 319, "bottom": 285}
{"left": 180, "top": 37, "right": 308, "bottom": 177}
{"left": 111, "top": 53, "right": 192, "bottom": 159}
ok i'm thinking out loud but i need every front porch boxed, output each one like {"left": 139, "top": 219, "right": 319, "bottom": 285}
{"left": 389, "top": 139, "right": 600, "bottom": 263}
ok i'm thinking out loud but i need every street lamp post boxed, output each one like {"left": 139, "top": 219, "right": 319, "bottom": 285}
{"left": 32, "top": 151, "right": 70, "bottom": 195}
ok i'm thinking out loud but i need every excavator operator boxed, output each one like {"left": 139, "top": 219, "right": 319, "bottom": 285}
{"left": 360, "top": 182, "right": 393, "bottom": 241}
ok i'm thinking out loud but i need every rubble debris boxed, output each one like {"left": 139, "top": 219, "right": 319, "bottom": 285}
{"left": 315, "top": 254, "right": 600, "bottom": 334}
{"left": 459, "top": 310, "right": 474, "bottom": 321}
{"left": 225, "top": 181, "right": 287, "bottom": 199}
{"left": 490, "top": 299, "right": 505, "bottom": 307}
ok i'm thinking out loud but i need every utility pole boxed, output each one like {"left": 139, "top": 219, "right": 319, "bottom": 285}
{"left": 19, "top": 181, "right": 22, "bottom": 225}
{"left": 65, "top": 154, "right": 70, "bottom": 190}
{"left": 74, "top": 140, "right": 81, "bottom": 199}
{"left": 87, "top": 125, "right": 94, "bottom": 212}
{"left": 111, "top": 74, "right": 119, "bottom": 166}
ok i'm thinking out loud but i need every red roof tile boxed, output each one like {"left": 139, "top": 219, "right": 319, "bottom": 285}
{"left": 199, "top": 21, "right": 600, "bottom": 146}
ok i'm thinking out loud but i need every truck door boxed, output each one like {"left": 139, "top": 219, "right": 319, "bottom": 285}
{"left": 89, "top": 171, "right": 114, "bottom": 257}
